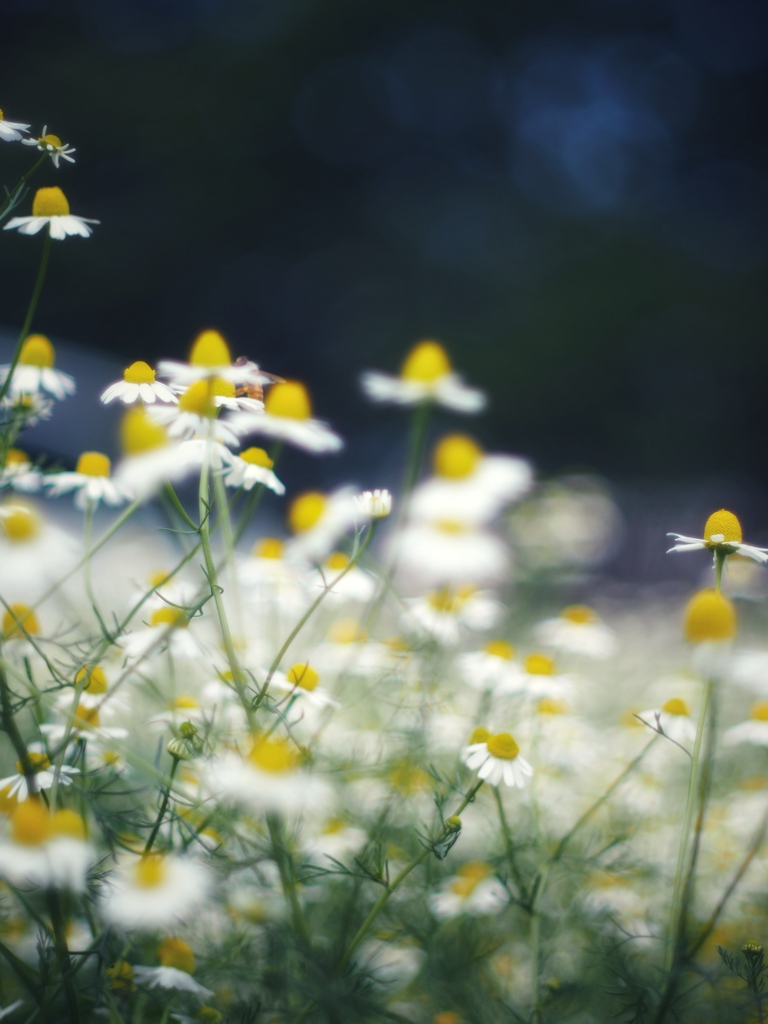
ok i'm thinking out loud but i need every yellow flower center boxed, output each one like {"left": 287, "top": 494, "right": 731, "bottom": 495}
{"left": 150, "top": 607, "right": 187, "bottom": 628}
{"left": 433, "top": 435, "right": 482, "bottom": 479}
{"left": 178, "top": 380, "right": 217, "bottom": 417}
{"left": 468, "top": 726, "right": 490, "bottom": 745}
{"left": 288, "top": 492, "right": 326, "bottom": 533}
{"left": 484, "top": 640, "right": 515, "bottom": 660}
{"left": 15, "top": 751, "right": 50, "bottom": 774}
{"left": 158, "top": 937, "right": 195, "bottom": 974}
{"left": 74, "top": 704, "right": 100, "bottom": 730}
{"left": 264, "top": 380, "right": 312, "bottom": 420}
{"left": 240, "top": 447, "right": 273, "bottom": 468}
{"left": 210, "top": 377, "right": 236, "bottom": 399}
{"left": 123, "top": 360, "right": 156, "bottom": 385}
{"left": 683, "top": 589, "right": 737, "bottom": 643}
{"left": 75, "top": 451, "right": 111, "bottom": 477}
{"left": 287, "top": 664, "right": 319, "bottom": 691}
{"left": 11, "top": 800, "right": 51, "bottom": 846}
{"left": 134, "top": 855, "right": 167, "bottom": 889}
{"left": 172, "top": 695, "right": 199, "bottom": 710}
{"left": 3, "top": 603, "right": 39, "bottom": 638}
{"left": 0, "top": 784, "right": 17, "bottom": 814}
{"left": 189, "top": 329, "right": 231, "bottom": 368}
{"left": 5, "top": 448, "right": 29, "bottom": 466}
{"left": 524, "top": 653, "right": 555, "bottom": 676}
{"left": 76, "top": 665, "right": 108, "bottom": 693}
{"left": 388, "top": 762, "right": 432, "bottom": 794}
{"left": 248, "top": 735, "right": 298, "bottom": 773}
{"left": 0, "top": 109, "right": 4, "bottom": 120}
{"left": 32, "top": 186, "right": 70, "bottom": 218}
{"left": 561, "top": 605, "right": 596, "bottom": 624}
{"left": 326, "top": 551, "right": 349, "bottom": 571}
{"left": 121, "top": 408, "right": 168, "bottom": 455}
{"left": 51, "top": 809, "right": 87, "bottom": 840}
{"left": 328, "top": 618, "right": 367, "bottom": 644}
{"left": 19, "top": 334, "right": 55, "bottom": 368}
{"left": 703, "top": 509, "right": 742, "bottom": 545}
{"left": 661, "top": 698, "right": 690, "bottom": 717}
{"left": 486, "top": 732, "right": 520, "bottom": 760}
{"left": 750, "top": 702, "right": 768, "bottom": 722}
{"left": 1, "top": 504, "right": 40, "bottom": 542}
{"left": 449, "top": 860, "right": 492, "bottom": 897}
{"left": 434, "top": 518, "right": 468, "bottom": 534}
{"left": 400, "top": 340, "right": 451, "bottom": 383}
{"left": 41, "top": 133, "right": 63, "bottom": 147}
{"left": 253, "top": 537, "right": 284, "bottom": 559}
{"left": 537, "top": 698, "right": 568, "bottom": 715}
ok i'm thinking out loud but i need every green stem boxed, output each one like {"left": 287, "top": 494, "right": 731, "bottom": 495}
{"left": 267, "top": 814, "right": 311, "bottom": 946}
{"left": 48, "top": 889, "right": 81, "bottom": 1023}
{"left": 0, "top": 153, "right": 47, "bottom": 222}
{"left": 0, "top": 661, "right": 37, "bottom": 797}
{"left": 0, "top": 230, "right": 52, "bottom": 409}
{"left": 714, "top": 549, "right": 726, "bottom": 592}
{"left": 143, "top": 754, "right": 181, "bottom": 855}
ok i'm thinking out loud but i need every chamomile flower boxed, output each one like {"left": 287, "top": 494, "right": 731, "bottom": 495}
{"left": 101, "top": 361, "right": 177, "bottom": 405}
{"left": 462, "top": 728, "right": 534, "bottom": 788}
{"left": 0, "top": 449, "right": 42, "bottom": 493}
{"left": 229, "top": 380, "right": 343, "bottom": 453}
{"left": 268, "top": 663, "right": 341, "bottom": 710}
{"left": 355, "top": 489, "right": 392, "bottom": 518}
{"left": 113, "top": 407, "right": 196, "bottom": 500}
{"left": 0, "top": 108, "right": 30, "bottom": 142}
{"left": 395, "top": 520, "right": 509, "bottom": 588}
{"left": 723, "top": 702, "right": 768, "bottom": 747}
{"left": 22, "top": 126, "right": 76, "bottom": 167}
{"left": 309, "top": 553, "right": 377, "bottom": 603}
{"left": 219, "top": 446, "right": 285, "bottom": 494}
{"left": 404, "top": 587, "right": 502, "bottom": 644}
{"left": 133, "top": 938, "right": 213, "bottom": 1000}
{"left": 534, "top": 605, "right": 618, "bottom": 659}
{"left": 458, "top": 640, "right": 519, "bottom": 692}
{"left": 119, "top": 606, "right": 209, "bottom": 663}
{"left": 44, "top": 451, "right": 133, "bottom": 509}
{"left": 0, "top": 390, "right": 54, "bottom": 427}
{"left": 361, "top": 339, "right": 486, "bottom": 413}
{"left": 157, "top": 329, "right": 273, "bottom": 388}
{"left": 497, "top": 653, "right": 575, "bottom": 701}
{"left": 429, "top": 862, "right": 508, "bottom": 920}
{"left": 284, "top": 488, "right": 360, "bottom": 564}
{"left": 149, "top": 380, "right": 245, "bottom": 446}
{"left": 3, "top": 186, "right": 98, "bottom": 239}
{"left": 101, "top": 854, "right": 212, "bottom": 932}
{"left": 0, "top": 334, "right": 75, "bottom": 399}
{"left": 0, "top": 743, "right": 79, "bottom": 802}
{"left": 667, "top": 509, "right": 768, "bottom": 564}
{"left": 637, "top": 698, "right": 697, "bottom": 745}
{"left": 0, "top": 802, "right": 92, "bottom": 891}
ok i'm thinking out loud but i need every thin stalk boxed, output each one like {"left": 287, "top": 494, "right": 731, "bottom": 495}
{"left": 0, "top": 662, "right": 37, "bottom": 796}
{"left": 714, "top": 549, "right": 726, "bottom": 592}
{"left": 0, "top": 231, "right": 52, "bottom": 408}
{"left": 267, "top": 814, "right": 311, "bottom": 946}
{"left": 143, "top": 754, "right": 181, "bottom": 855}
{"left": 0, "top": 153, "right": 47, "bottom": 222}
{"left": 48, "top": 888, "right": 81, "bottom": 1023}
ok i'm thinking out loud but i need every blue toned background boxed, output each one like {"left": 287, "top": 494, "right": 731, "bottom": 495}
{"left": 1, "top": 0, "right": 768, "bottom": 570}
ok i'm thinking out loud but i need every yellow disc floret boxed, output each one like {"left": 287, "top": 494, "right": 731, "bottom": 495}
{"left": 326, "top": 551, "right": 350, "bottom": 571}
{"left": 15, "top": 751, "right": 50, "bottom": 774}
{"left": 254, "top": 537, "right": 284, "bottom": 559}
{"left": 468, "top": 726, "right": 490, "bottom": 745}
{"left": 5, "top": 449, "right": 29, "bottom": 466}
{"left": 1, "top": 504, "right": 40, "bottom": 542}
{"left": 41, "top": 133, "right": 63, "bottom": 148}
{"left": 210, "top": 377, "right": 236, "bottom": 399}
{"left": 3, "top": 603, "right": 39, "bottom": 638}
{"left": 121, "top": 407, "right": 168, "bottom": 455}
{"left": 486, "top": 733, "right": 520, "bottom": 760}
{"left": 287, "top": 664, "right": 320, "bottom": 691}
{"left": 524, "top": 653, "right": 555, "bottom": 676}
{"left": 19, "top": 334, "right": 55, "bottom": 367}
{"left": 123, "top": 361, "right": 155, "bottom": 385}
{"left": 661, "top": 698, "right": 690, "bottom": 717}
{"left": 158, "top": 937, "right": 195, "bottom": 974}
{"left": 239, "top": 447, "right": 273, "bottom": 468}
{"left": 248, "top": 735, "right": 298, "bottom": 774}
{"left": 32, "top": 186, "right": 70, "bottom": 218}
{"left": 328, "top": 618, "right": 367, "bottom": 644}
{"left": 150, "top": 606, "right": 187, "bottom": 628}
{"left": 178, "top": 380, "right": 217, "bottom": 417}
{"left": 288, "top": 492, "right": 326, "bottom": 533}
{"left": 189, "top": 329, "right": 231, "bottom": 368}
{"left": 703, "top": 509, "right": 742, "bottom": 545}
{"left": 265, "top": 380, "right": 312, "bottom": 420}
{"left": 400, "top": 340, "right": 451, "bottom": 383}
{"left": 561, "top": 605, "right": 596, "bottom": 624}
{"left": 684, "top": 589, "right": 737, "bottom": 643}
{"left": 750, "top": 702, "right": 768, "bottom": 722}
{"left": 484, "top": 640, "right": 515, "bottom": 660}
{"left": 134, "top": 855, "right": 167, "bottom": 888}
{"left": 11, "top": 800, "right": 52, "bottom": 846}
{"left": 76, "top": 665, "right": 108, "bottom": 693}
{"left": 75, "top": 451, "right": 111, "bottom": 477}
{"left": 51, "top": 809, "right": 87, "bottom": 840}
{"left": 537, "top": 698, "right": 568, "bottom": 715}
{"left": 433, "top": 435, "right": 482, "bottom": 479}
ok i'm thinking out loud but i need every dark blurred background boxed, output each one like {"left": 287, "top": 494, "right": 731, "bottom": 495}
{"left": 2, "top": 0, "right": 768, "bottom": 570}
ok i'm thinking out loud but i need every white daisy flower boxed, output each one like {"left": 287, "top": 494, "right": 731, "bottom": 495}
{"left": 497, "top": 653, "right": 575, "bottom": 701}
{"left": 395, "top": 521, "right": 509, "bottom": 588}
{"left": 157, "top": 329, "right": 276, "bottom": 388}
{"left": 637, "top": 698, "right": 697, "bottom": 745}
{"left": 132, "top": 937, "right": 213, "bottom": 1000}
{"left": 119, "top": 606, "right": 209, "bottom": 663}
{"left": 284, "top": 487, "right": 360, "bottom": 564}
{"left": 101, "top": 854, "right": 212, "bottom": 932}
{"left": 308, "top": 553, "right": 377, "bottom": 603}
{"left": 0, "top": 803, "right": 93, "bottom": 891}
{"left": 404, "top": 588, "right": 502, "bottom": 645}
{"left": 44, "top": 450, "right": 133, "bottom": 509}
{"left": 149, "top": 379, "right": 245, "bottom": 447}
{"left": 409, "top": 435, "right": 532, "bottom": 527}
{"left": 3, "top": 186, "right": 98, "bottom": 239}
{"left": 0, "top": 108, "right": 30, "bottom": 141}
{"left": 429, "top": 862, "right": 508, "bottom": 920}
{"left": 219, "top": 446, "right": 285, "bottom": 494}
{"left": 462, "top": 728, "right": 534, "bottom": 788}
{"left": 355, "top": 489, "right": 392, "bottom": 518}
{"left": 101, "top": 360, "right": 178, "bottom": 404}
{"left": 0, "top": 391, "right": 54, "bottom": 427}
{"left": 667, "top": 508, "right": 768, "bottom": 564}
{"left": 0, "top": 743, "right": 79, "bottom": 802}
{"left": 723, "top": 702, "right": 768, "bottom": 746}
{"left": 0, "top": 334, "right": 75, "bottom": 399}
{"left": 229, "top": 380, "right": 343, "bottom": 453}
{"left": 113, "top": 408, "right": 200, "bottom": 501}
{"left": 534, "top": 605, "right": 618, "bottom": 659}
{"left": 0, "top": 449, "right": 43, "bottom": 493}
{"left": 22, "top": 127, "right": 76, "bottom": 167}
{"left": 268, "top": 663, "right": 341, "bottom": 710}
{"left": 361, "top": 339, "right": 485, "bottom": 413}
{"left": 458, "top": 640, "right": 519, "bottom": 691}
{"left": 39, "top": 703, "right": 129, "bottom": 748}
